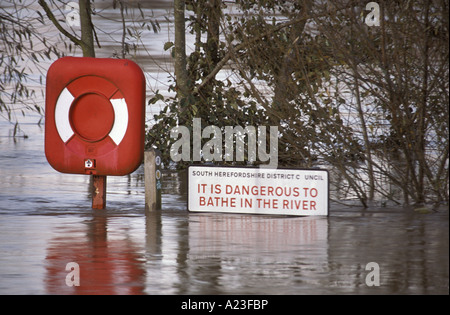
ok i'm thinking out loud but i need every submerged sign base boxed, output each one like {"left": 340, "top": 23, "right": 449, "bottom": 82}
{"left": 188, "top": 166, "right": 329, "bottom": 216}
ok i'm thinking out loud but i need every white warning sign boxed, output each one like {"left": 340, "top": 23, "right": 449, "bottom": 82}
{"left": 188, "top": 166, "right": 329, "bottom": 216}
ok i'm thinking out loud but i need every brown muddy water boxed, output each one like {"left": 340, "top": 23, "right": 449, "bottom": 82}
{"left": 0, "top": 120, "right": 448, "bottom": 295}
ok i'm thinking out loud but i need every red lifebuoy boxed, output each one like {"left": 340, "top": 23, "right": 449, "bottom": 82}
{"left": 45, "top": 57, "right": 145, "bottom": 176}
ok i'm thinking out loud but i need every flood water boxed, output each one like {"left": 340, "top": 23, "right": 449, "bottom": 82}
{"left": 0, "top": 120, "right": 448, "bottom": 295}
{"left": 1, "top": 0, "right": 448, "bottom": 296}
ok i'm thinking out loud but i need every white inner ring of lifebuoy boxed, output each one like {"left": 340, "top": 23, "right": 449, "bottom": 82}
{"left": 55, "top": 87, "right": 128, "bottom": 145}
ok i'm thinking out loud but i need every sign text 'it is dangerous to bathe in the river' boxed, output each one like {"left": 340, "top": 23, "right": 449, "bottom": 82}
{"left": 188, "top": 166, "right": 329, "bottom": 216}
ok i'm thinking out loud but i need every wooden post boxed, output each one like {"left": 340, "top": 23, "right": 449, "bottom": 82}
{"left": 92, "top": 175, "right": 107, "bottom": 209}
{"left": 145, "top": 149, "right": 162, "bottom": 212}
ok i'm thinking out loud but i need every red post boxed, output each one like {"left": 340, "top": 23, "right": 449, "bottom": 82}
{"left": 92, "top": 175, "right": 107, "bottom": 209}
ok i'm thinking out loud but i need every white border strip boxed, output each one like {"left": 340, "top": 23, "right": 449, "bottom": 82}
{"left": 109, "top": 98, "right": 128, "bottom": 145}
{"left": 55, "top": 87, "right": 75, "bottom": 143}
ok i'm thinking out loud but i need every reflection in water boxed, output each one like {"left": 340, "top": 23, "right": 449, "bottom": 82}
{"left": 45, "top": 214, "right": 146, "bottom": 295}
{"left": 327, "top": 211, "right": 450, "bottom": 294}
{"left": 185, "top": 215, "right": 329, "bottom": 294}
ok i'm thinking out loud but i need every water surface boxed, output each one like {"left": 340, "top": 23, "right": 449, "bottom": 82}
{"left": 0, "top": 121, "right": 448, "bottom": 295}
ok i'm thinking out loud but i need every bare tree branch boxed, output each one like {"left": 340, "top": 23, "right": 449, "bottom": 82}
{"left": 37, "top": 0, "right": 84, "bottom": 49}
